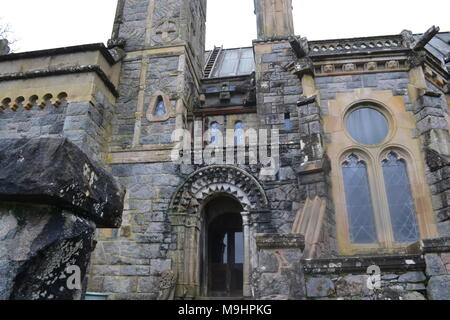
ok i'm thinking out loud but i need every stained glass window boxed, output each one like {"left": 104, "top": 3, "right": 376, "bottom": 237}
{"left": 153, "top": 96, "right": 166, "bottom": 116}
{"left": 342, "top": 154, "right": 378, "bottom": 244}
{"left": 347, "top": 107, "right": 388, "bottom": 145}
{"left": 382, "top": 152, "right": 420, "bottom": 243}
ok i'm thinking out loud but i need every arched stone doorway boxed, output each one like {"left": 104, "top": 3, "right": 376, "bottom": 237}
{"left": 168, "top": 165, "right": 269, "bottom": 299}
{"left": 201, "top": 196, "right": 244, "bottom": 297}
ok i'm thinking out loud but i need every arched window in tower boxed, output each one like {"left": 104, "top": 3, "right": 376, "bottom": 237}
{"left": 234, "top": 121, "right": 245, "bottom": 146}
{"left": 382, "top": 152, "right": 420, "bottom": 243}
{"left": 153, "top": 96, "right": 167, "bottom": 117}
{"left": 210, "top": 122, "right": 220, "bottom": 145}
{"left": 342, "top": 154, "right": 378, "bottom": 244}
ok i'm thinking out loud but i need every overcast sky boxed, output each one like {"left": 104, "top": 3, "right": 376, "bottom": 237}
{"left": 1, "top": 0, "right": 449, "bottom": 52}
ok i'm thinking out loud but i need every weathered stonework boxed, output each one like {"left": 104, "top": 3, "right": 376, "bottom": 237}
{"left": 1, "top": 0, "right": 450, "bottom": 300}
{"left": 0, "top": 137, "right": 124, "bottom": 300}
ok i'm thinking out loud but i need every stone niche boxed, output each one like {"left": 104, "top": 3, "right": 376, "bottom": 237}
{"left": 252, "top": 234, "right": 305, "bottom": 300}
{"left": 0, "top": 137, "right": 125, "bottom": 300}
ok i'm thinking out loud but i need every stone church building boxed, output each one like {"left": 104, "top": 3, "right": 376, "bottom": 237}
{"left": 0, "top": 0, "right": 450, "bottom": 300}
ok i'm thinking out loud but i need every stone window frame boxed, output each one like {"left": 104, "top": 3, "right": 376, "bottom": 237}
{"left": 146, "top": 91, "right": 175, "bottom": 122}
{"left": 325, "top": 89, "right": 438, "bottom": 255}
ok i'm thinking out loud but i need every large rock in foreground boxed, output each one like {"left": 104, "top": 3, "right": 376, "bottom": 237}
{"left": 0, "top": 137, "right": 124, "bottom": 228}
{"left": 0, "top": 137, "right": 124, "bottom": 300}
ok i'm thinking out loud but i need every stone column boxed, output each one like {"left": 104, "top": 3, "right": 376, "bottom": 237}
{"left": 241, "top": 211, "right": 252, "bottom": 297}
{"left": 0, "top": 137, "right": 124, "bottom": 300}
{"left": 252, "top": 234, "right": 305, "bottom": 300}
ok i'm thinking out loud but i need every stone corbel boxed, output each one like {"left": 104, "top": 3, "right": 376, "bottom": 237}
{"left": 408, "top": 50, "right": 428, "bottom": 69}
{"left": 107, "top": 38, "right": 127, "bottom": 63}
{"left": 286, "top": 58, "right": 314, "bottom": 78}
{"left": 289, "top": 36, "right": 309, "bottom": 59}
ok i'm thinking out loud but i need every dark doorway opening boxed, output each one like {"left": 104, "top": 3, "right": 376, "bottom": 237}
{"left": 202, "top": 196, "right": 244, "bottom": 298}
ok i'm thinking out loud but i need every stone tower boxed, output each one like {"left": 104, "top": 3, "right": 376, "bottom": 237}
{"left": 86, "top": 0, "right": 208, "bottom": 299}
{"left": 254, "top": 0, "right": 295, "bottom": 40}
{"left": 110, "top": 0, "right": 206, "bottom": 149}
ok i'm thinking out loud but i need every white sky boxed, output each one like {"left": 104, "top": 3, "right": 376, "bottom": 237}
{"left": 1, "top": 0, "right": 449, "bottom": 52}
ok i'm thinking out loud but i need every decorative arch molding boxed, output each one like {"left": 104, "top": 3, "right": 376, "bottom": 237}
{"left": 168, "top": 165, "right": 269, "bottom": 299}
{"left": 169, "top": 165, "right": 269, "bottom": 214}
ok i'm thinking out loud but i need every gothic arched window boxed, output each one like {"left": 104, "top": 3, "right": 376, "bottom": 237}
{"left": 327, "top": 94, "right": 437, "bottom": 254}
{"left": 381, "top": 152, "right": 420, "bottom": 243}
{"left": 342, "top": 154, "right": 377, "bottom": 244}
{"left": 153, "top": 96, "right": 167, "bottom": 116}
{"left": 210, "top": 122, "right": 220, "bottom": 145}
{"left": 234, "top": 121, "right": 245, "bottom": 146}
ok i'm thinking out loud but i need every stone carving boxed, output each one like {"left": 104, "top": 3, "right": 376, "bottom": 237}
{"left": 157, "top": 270, "right": 177, "bottom": 300}
{"left": 289, "top": 36, "right": 309, "bottom": 59}
{"left": 310, "top": 36, "right": 404, "bottom": 56}
{"left": 235, "top": 72, "right": 256, "bottom": 107}
{"left": 152, "top": 20, "right": 178, "bottom": 44}
{"left": 413, "top": 26, "right": 440, "bottom": 51}
{"left": 322, "top": 64, "right": 335, "bottom": 74}
{"left": 290, "top": 58, "right": 314, "bottom": 77}
{"left": 365, "top": 62, "right": 378, "bottom": 71}
{"left": 401, "top": 29, "right": 415, "bottom": 48}
{"left": 343, "top": 63, "right": 356, "bottom": 72}
{"left": 170, "top": 165, "right": 269, "bottom": 213}
{"left": 408, "top": 50, "right": 427, "bottom": 68}
{"left": 1, "top": 92, "right": 68, "bottom": 112}
{"left": 386, "top": 60, "right": 400, "bottom": 69}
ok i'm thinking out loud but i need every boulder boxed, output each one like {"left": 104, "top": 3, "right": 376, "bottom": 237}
{"left": 0, "top": 137, "right": 124, "bottom": 300}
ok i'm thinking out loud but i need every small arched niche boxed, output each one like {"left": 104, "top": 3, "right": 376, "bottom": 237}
{"left": 146, "top": 91, "right": 173, "bottom": 122}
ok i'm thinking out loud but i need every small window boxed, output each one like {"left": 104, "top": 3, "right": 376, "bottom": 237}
{"left": 346, "top": 107, "right": 388, "bottom": 145}
{"left": 153, "top": 96, "right": 167, "bottom": 116}
{"left": 234, "top": 121, "right": 245, "bottom": 146}
{"left": 284, "top": 113, "right": 291, "bottom": 131}
{"left": 210, "top": 122, "right": 220, "bottom": 145}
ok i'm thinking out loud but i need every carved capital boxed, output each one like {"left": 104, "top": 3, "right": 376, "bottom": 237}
{"left": 407, "top": 50, "right": 427, "bottom": 68}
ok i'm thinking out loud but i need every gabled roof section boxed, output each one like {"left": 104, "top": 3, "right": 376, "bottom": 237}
{"left": 421, "top": 32, "right": 450, "bottom": 69}
{"left": 204, "top": 47, "right": 255, "bottom": 79}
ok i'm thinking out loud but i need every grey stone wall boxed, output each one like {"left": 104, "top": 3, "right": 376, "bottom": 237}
{"left": 254, "top": 41, "right": 305, "bottom": 235}
{"left": 87, "top": 162, "right": 181, "bottom": 299}
{"left": 413, "top": 82, "right": 450, "bottom": 237}
{"left": 63, "top": 93, "right": 114, "bottom": 164}
{"left": 0, "top": 101, "right": 67, "bottom": 138}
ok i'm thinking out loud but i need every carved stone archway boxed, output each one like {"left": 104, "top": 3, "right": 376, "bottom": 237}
{"left": 168, "top": 165, "right": 269, "bottom": 299}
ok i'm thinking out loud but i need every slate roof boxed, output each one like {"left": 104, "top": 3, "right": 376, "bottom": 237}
{"left": 205, "top": 32, "right": 450, "bottom": 79}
